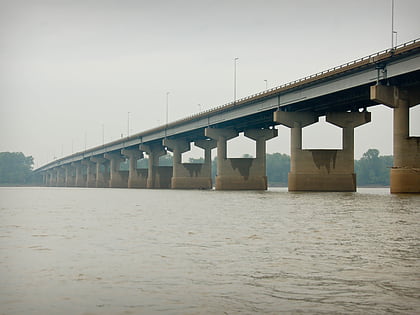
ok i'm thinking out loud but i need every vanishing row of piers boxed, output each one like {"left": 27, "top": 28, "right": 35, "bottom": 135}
{"left": 42, "top": 86, "right": 420, "bottom": 193}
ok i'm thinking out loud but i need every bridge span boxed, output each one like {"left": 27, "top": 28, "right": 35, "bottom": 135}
{"left": 36, "top": 39, "right": 420, "bottom": 193}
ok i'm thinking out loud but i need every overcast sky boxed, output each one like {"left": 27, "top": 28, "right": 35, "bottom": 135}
{"left": 1, "top": 0, "right": 419, "bottom": 168}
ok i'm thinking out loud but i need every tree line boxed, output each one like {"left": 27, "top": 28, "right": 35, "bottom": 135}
{"left": 0, "top": 152, "right": 35, "bottom": 185}
{"left": 0, "top": 149, "right": 393, "bottom": 186}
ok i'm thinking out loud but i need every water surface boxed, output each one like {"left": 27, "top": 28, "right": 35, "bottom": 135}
{"left": 0, "top": 187, "right": 419, "bottom": 314}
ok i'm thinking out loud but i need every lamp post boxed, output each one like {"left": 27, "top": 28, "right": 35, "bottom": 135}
{"left": 393, "top": 30, "right": 398, "bottom": 48}
{"left": 264, "top": 79, "right": 268, "bottom": 90}
{"left": 165, "top": 92, "right": 170, "bottom": 137}
{"left": 234, "top": 57, "right": 239, "bottom": 104}
{"left": 127, "top": 112, "right": 130, "bottom": 137}
{"left": 391, "top": 0, "right": 395, "bottom": 48}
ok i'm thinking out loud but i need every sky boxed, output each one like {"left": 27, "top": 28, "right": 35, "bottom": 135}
{"left": 1, "top": 0, "right": 419, "bottom": 168}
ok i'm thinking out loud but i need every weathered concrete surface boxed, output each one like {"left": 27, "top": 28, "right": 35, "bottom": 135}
{"left": 91, "top": 157, "right": 109, "bottom": 188}
{"left": 104, "top": 153, "right": 128, "bottom": 188}
{"left": 164, "top": 138, "right": 216, "bottom": 189}
{"left": 122, "top": 148, "right": 147, "bottom": 188}
{"left": 206, "top": 128, "right": 276, "bottom": 190}
{"left": 56, "top": 167, "right": 66, "bottom": 187}
{"left": 371, "top": 85, "right": 420, "bottom": 193}
{"left": 82, "top": 160, "right": 96, "bottom": 188}
{"left": 140, "top": 143, "right": 171, "bottom": 189}
{"left": 274, "top": 111, "right": 370, "bottom": 192}
{"left": 72, "top": 162, "right": 86, "bottom": 187}
{"left": 64, "top": 165, "right": 76, "bottom": 187}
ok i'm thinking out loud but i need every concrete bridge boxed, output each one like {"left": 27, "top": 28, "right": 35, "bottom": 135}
{"left": 36, "top": 39, "right": 420, "bottom": 193}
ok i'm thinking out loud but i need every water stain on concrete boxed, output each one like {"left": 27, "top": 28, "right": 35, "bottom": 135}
{"left": 230, "top": 158, "right": 253, "bottom": 180}
{"left": 311, "top": 150, "right": 337, "bottom": 173}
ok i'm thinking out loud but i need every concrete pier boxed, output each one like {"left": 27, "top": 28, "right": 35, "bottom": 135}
{"left": 72, "top": 162, "right": 85, "bottom": 187}
{"left": 104, "top": 153, "right": 128, "bottom": 188}
{"left": 90, "top": 157, "right": 109, "bottom": 188}
{"left": 164, "top": 138, "right": 216, "bottom": 189}
{"left": 56, "top": 167, "right": 66, "bottom": 187}
{"left": 122, "top": 148, "right": 147, "bottom": 188}
{"left": 64, "top": 164, "right": 76, "bottom": 187}
{"left": 205, "top": 128, "right": 277, "bottom": 190}
{"left": 140, "top": 143, "right": 172, "bottom": 189}
{"left": 274, "top": 111, "right": 370, "bottom": 191}
{"left": 371, "top": 85, "right": 420, "bottom": 193}
{"left": 82, "top": 160, "right": 96, "bottom": 188}
{"left": 47, "top": 170, "right": 56, "bottom": 186}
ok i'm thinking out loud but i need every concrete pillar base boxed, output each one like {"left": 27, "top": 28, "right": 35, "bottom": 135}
{"left": 288, "top": 173, "right": 356, "bottom": 192}
{"left": 104, "top": 153, "right": 128, "bottom": 188}
{"left": 216, "top": 175, "right": 268, "bottom": 190}
{"left": 172, "top": 177, "right": 212, "bottom": 189}
{"left": 128, "top": 169, "right": 148, "bottom": 188}
{"left": 155, "top": 166, "right": 172, "bottom": 189}
{"left": 390, "top": 168, "right": 420, "bottom": 193}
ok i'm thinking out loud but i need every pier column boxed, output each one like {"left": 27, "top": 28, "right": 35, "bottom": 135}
{"left": 64, "top": 164, "right": 76, "bottom": 187}
{"left": 90, "top": 157, "right": 109, "bottom": 188}
{"left": 244, "top": 128, "right": 278, "bottom": 189}
{"left": 371, "top": 85, "right": 420, "bottom": 193}
{"left": 122, "top": 148, "right": 147, "bottom": 188}
{"left": 104, "top": 152, "right": 128, "bottom": 188}
{"left": 275, "top": 110, "right": 371, "bottom": 191}
{"left": 56, "top": 167, "right": 66, "bottom": 187}
{"left": 46, "top": 171, "right": 55, "bottom": 186}
{"left": 205, "top": 128, "right": 238, "bottom": 190}
{"left": 163, "top": 138, "right": 216, "bottom": 189}
{"left": 72, "top": 162, "right": 85, "bottom": 187}
{"left": 140, "top": 143, "right": 171, "bottom": 189}
{"left": 82, "top": 160, "right": 96, "bottom": 188}
{"left": 205, "top": 128, "right": 276, "bottom": 190}
{"left": 194, "top": 139, "right": 217, "bottom": 189}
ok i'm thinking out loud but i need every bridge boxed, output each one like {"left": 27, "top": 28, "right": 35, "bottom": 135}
{"left": 36, "top": 39, "right": 420, "bottom": 193}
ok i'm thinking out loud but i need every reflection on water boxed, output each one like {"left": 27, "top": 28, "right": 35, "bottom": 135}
{"left": 0, "top": 187, "right": 419, "bottom": 314}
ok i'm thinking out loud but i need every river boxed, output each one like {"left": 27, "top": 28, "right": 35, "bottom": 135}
{"left": 0, "top": 187, "right": 419, "bottom": 314}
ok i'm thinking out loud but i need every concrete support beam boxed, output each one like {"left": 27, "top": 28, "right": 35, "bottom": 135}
{"left": 82, "top": 160, "right": 96, "bottom": 188}
{"left": 72, "top": 162, "right": 85, "bottom": 187}
{"left": 140, "top": 143, "right": 171, "bottom": 189}
{"left": 274, "top": 111, "right": 370, "bottom": 192}
{"left": 122, "top": 148, "right": 147, "bottom": 188}
{"left": 104, "top": 152, "right": 128, "bottom": 188}
{"left": 371, "top": 85, "right": 420, "bottom": 108}
{"left": 90, "top": 157, "right": 109, "bottom": 188}
{"left": 164, "top": 138, "right": 216, "bottom": 189}
{"left": 64, "top": 164, "right": 76, "bottom": 187}
{"left": 56, "top": 167, "right": 66, "bottom": 187}
{"left": 46, "top": 171, "right": 55, "bottom": 186}
{"left": 205, "top": 127, "right": 276, "bottom": 190}
{"left": 371, "top": 85, "right": 420, "bottom": 193}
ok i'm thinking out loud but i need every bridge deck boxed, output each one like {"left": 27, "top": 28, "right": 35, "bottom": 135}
{"left": 36, "top": 39, "right": 420, "bottom": 172}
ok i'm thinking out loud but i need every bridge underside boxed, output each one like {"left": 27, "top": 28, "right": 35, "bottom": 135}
{"left": 38, "top": 43, "right": 420, "bottom": 193}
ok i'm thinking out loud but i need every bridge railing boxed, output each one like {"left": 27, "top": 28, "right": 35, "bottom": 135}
{"left": 172, "top": 38, "right": 420, "bottom": 124}
{"left": 36, "top": 39, "right": 419, "bottom": 172}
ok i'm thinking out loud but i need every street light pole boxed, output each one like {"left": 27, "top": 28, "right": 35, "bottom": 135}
{"left": 102, "top": 124, "right": 104, "bottom": 145}
{"left": 234, "top": 57, "right": 239, "bottom": 104}
{"left": 264, "top": 79, "right": 268, "bottom": 90}
{"left": 127, "top": 112, "right": 130, "bottom": 137}
{"left": 165, "top": 92, "right": 170, "bottom": 137}
{"left": 391, "top": 0, "right": 395, "bottom": 48}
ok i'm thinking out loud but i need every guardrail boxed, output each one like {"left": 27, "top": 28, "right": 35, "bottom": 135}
{"left": 36, "top": 38, "right": 420, "bottom": 172}
{"left": 176, "top": 38, "right": 419, "bottom": 123}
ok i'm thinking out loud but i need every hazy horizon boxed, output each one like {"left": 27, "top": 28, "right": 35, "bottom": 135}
{"left": 1, "top": 0, "right": 419, "bottom": 168}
